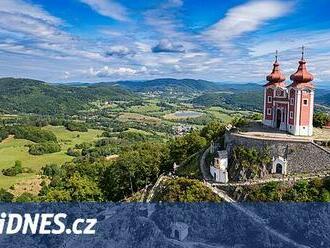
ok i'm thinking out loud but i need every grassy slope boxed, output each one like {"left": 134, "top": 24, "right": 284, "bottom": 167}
{"left": 0, "top": 126, "right": 102, "bottom": 189}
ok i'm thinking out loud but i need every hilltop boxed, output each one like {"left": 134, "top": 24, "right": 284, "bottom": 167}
{"left": 97, "top": 78, "right": 221, "bottom": 92}
{"left": 0, "top": 78, "right": 135, "bottom": 115}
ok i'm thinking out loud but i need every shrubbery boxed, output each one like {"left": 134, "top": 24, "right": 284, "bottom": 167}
{"left": 2, "top": 160, "right": 34, "bottom": 176}
{"left": 0, "top": 127, "right": 9, "bottom": 142}
{"left": 9, "top": 126, "right": 57, "bottom": 143}
{"left": 28, "top": 141, "right": 61, "bottom": 155}
{"left": 2, "top": 160, "right": 23, "bottom": 176}
{"left": 65, "top": 122, "right": 88, "bottom": 132}
{"left": 0, "top": 188, "right": 14, "bottom": 202}
{"left": 66, "top": 148, "right": 81, "bottom": 157}
{"left": 314, "top": 112, "right": 330, "bottom": 128}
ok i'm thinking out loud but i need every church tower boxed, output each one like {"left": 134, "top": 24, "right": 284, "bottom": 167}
{"left": 287, "top": 47, "right": 315, "bottom": 136}
{"left": 263, "top": 51, "right": 288, "bottom": 130}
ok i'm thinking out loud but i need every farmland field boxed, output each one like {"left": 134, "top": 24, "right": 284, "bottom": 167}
{"left": 0, "top": 126, "right": 102, "bottom": 189}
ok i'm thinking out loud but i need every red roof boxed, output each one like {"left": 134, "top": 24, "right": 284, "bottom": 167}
{"left": 288, "top": 59, "right": 314, "bottom": 89}
{"left": 264, "top": 59, "right": 286, "bottom": 87}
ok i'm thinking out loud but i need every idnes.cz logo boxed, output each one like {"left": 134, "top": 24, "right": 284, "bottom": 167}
{"left": 0, "top": 213, "right": 97, "bottom": 235}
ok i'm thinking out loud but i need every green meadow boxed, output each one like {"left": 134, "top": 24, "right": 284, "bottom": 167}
{"left": 0, "top": 126, "right": 102, "bottom": 189}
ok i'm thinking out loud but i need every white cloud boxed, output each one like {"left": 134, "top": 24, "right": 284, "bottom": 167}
{"left": 85, "top": 66, "right": 147, "bottom": 78}
{"left": 105, "top": 45, "right": 134, "bottom": 57}
{"left": 204, "top": 0, "right": 293, "bottom": 50}
{"left": 152, "top": 39, "right": 185, "bottom": 53}
{"left": 0, "top": 0, "right": 112, "bottom": 62}
{"left": 80, "top": 0, "right": 129, "bottom": 21}
{"left": 0, "top": 0, "right": 62, "bottom": 25}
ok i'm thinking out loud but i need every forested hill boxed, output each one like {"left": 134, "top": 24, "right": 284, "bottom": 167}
{"left": 97, "top": 78, "right": 221, "bottom": 92}
{"left": 0, "top": 78, "right": 135, "bottom": 115}
{"left": 191, "top": 91, "right": 264, "bottom": 111}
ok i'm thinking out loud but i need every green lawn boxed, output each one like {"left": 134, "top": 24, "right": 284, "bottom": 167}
{"left": 0, "top": 126, "right": 102, "bottom": 189}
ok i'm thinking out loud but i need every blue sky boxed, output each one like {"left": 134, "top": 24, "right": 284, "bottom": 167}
{"left": 0, "top": 0, "right": 330, "bottom": 84}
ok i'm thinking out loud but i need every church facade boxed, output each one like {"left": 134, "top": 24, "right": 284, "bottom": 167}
{"left": 263, "top": 49, "right": 315, "bottom": 136}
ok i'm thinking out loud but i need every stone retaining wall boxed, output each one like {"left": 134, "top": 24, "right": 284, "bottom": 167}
{"left": 225, "top": 132, "right": 330, "bottom": 174}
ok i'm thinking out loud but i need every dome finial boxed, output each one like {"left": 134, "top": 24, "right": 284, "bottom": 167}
{"left": 301, "top": 45, "right": 305, "bottom": 61}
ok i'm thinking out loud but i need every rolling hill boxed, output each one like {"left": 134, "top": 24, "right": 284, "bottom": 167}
{"left": 0, "top": 78, "right": 135, "bottom": 115}
{"left": 0, "top": 77, "right": 328, "bottom": 115}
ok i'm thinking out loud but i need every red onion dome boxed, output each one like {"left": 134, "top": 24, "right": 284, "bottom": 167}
{"left": 290, "top": 59, "right": 314, "bottom": 83}
{"left": 266, "top": 61, "right": 286, "bottom": 83}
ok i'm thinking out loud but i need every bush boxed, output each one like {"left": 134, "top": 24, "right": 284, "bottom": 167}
{"left": 2, "top": 160, "right": 23, "bottom": 176}
{"left": 16, "top": 193, "right": 36, "bottom": 202}
{"left": 232, "top": 117, "right": 249, "bottom": 128}
{"left": 0, "top": 188, "right": 14, "bottom": 202}
{"left": 66, "top": 148, "right": 81, "bottom": 157}
{"left": 29, "top": 141, "right": 61, "bottom": 155}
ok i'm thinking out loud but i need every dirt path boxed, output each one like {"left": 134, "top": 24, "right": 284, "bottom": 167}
{"left": 0, "top": 135, "right": 14, "bottom": 144}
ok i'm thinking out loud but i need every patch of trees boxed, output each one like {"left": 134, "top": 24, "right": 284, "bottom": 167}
{"left": 2, "top": 160, "right": 33, "bottom": 176}
{"left": 118, "top": 131, "right": 148, "bottom": 142}
{"left": 200, "top": 120, "right": 226, "bottom": 142}
{"left": 313, "top": 112, "right": 330, "bottom": 128}
{"left": 102, "top": 141, "right": 169, "bottom": 201}
{"left": 153, "top": 178, "right": 221, "bottom": 202}
{"left": 3, "top": 126, "right": 61, "bottom": 155}
{"left": 28, "top": 141, "right": 61, "bottom": 155}
{"left": 9, "top": 126, "right": 57, "bottom": 143}
{"left": 167, "top": 131, "right": 207, "bottom": 171}
{"left": 39, "top": 163, "right": 105, "bottom": 202}
{"left": 65, "top": 122, "right": 88, "bottom": 132}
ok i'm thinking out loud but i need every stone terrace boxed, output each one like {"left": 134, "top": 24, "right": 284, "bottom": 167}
{"left": 238, "top": 121, "right": 330, "bottom": 142}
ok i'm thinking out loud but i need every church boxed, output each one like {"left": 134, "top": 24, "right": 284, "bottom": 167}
{"left": 263, "top": 48, "right": 315, "bottom": 136}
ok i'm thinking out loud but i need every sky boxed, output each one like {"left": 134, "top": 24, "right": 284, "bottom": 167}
{"left": 0, "top": 0, "right": 330, "bottom": 84}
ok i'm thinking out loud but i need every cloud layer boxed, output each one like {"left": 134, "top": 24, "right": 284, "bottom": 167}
{"left": 0, "top": 0, "right": 330, "bottom": 85}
